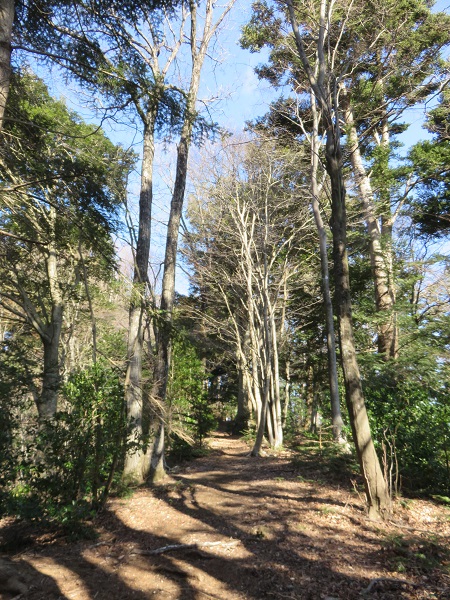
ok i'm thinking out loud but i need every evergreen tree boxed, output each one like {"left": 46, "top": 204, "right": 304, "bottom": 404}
{"left": 0, "top": 70, "right": 133, "bottom": 420}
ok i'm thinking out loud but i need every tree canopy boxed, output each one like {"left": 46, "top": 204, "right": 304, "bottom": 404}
{"left": 0, "top": 0, "right": 449, "bottom": 532}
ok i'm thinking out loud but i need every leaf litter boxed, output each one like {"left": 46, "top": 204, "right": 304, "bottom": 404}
{"left": 0, "top": 432, "right": 449, "bottom": 599}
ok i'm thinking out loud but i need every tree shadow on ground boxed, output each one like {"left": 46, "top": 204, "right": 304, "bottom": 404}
{"left": 1, "top": 433, "right": 446, "bottom": 599}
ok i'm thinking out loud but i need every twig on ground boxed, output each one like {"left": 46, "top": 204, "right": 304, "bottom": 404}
{"left": 88, "top": 541, "right": 110, "bottom": 549}
{"left": 196, "top": 590, "right": 230, "bottom": 599}
{"left": 362, "top": 577, "right": 418, "bottom": 595}
{"left": 386, "top": 520, "right": 447, "bottom": 536}
{"left": 131, "top": 540, "right": 240, "bottom": 556}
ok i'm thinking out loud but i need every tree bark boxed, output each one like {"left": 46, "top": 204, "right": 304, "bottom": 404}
{"left": 235, "top": 361, "right": 250, "bottom": 432}
{"left": 287, "top": 0, "right": 390, "bottom": 518}
{"left": 270, "top": 315, "right": 283, "bottom": 447}
{"left": 150, "top": 135, "right": 189, "bottom": 483}
{"left": 346, "top": 108, "right": 398, "bottom": 359}
{"left": 38, "top": 322, "right": 62, "bottom": 420}
{"left": 326, "top": 128, "right": 390, "bottom": 519}
{"left": 282, "top": 359, "right": 290, "bottom": 428}
{"left": 36, "top": 209, "right": 64, "bottom": 421}
{"left": 310, "top": 93, "right": 344, "bottom": 442}
{"left": 123, "top": 117, "right": 156, "bottom": 483}
{"left": 149, "top": 0, "right": 234, "bottom": 481}
{"left": 0, "top": 0, "right": 14, "bottom": 132}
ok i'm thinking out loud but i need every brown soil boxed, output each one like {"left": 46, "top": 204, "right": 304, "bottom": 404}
{"left": 1, "top": 432, "right": 449, "bottom": 600}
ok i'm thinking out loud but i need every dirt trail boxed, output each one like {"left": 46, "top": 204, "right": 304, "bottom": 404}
{"left": 1, "top": 432, "right": 449, "bottom": 599}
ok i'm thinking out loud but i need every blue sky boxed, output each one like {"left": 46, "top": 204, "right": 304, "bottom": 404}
{"left": 27, "top": 0, "right": 449, "bottom": 294}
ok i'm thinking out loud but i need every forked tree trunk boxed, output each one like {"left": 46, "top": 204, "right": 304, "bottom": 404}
{"left": 150, "top": 135, "right": 189, "bottom": 483}
{"left": 251, "top": 216, "right": 282, "bottom": 454}
{"left": 0, "top": 0, "right": 14, "bottom": 132}
{"left": 149, "top": 0, "right": 234, "bottom": 481}
{"left": 123, "top": 117, "right": 156, "bottom": 483}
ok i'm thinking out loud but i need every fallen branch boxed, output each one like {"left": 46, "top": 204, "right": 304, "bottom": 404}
{"left": 386, "top": 520, "right": 447, "bottom": 536}
{"left": 362, "top": 577, "right": 418, "bottom": 595}
{"left": 88, "top": 541, "right": 110, "bottom": 549}
{"left": 131, "top": 540, "right": 239, "bottom": 556}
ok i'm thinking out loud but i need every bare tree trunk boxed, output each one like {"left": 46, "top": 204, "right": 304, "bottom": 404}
{"left": 252, "top": 369, "right": 268, "bottom": 456}
{"left": 244, "top": 366, "right": 258, "bottom": 418}
{"left": 0, "top": 0, "right": 14, "bottom": 132}
{"left": 346, "top": 108, "right": 398, "bottom": 359}
{"left": 235, "top": 361, "right": 250, "bottom": 432}
{"left": 326, "top": 129, "right": 390, "bottom": 519}
{"left": 37, "top": 211, "right": 63, "bottom": 421}
{"left": 253, "top": 236, "right": 277, "bottom": 453}
{"left": 235, "top": 325, "right": 255, "bottom": 425}
{"left": 287, "top": 0, "right": 390, "bottom": 519}
{"left": 78, "top": 241, "right": 97, "bottom": 364}
{"left": 282, "top": 359, "right": 290, "bottom": 428}
{"left": 123, "top": 117, "right": 156, "bottom": 483}
{"left": 270, "top": 308, "right": 283, "bottom": 447}
{"left": 310, "top": 386, "right": 320, "bottom": 435}
{"left": 38, "top": 322, "right": 62, "bottom": 420}
{"left": 305, "top": 365, "right": 314, "bottom": 431}
{"left": 150, "top": 134, "right": 189, "bottom": 483}
{"left": 310, "top": 93, "right": 344, "bottom": 442}
{"left": 149, "top": 0, "right": 234, "bottom": 481}
{"left": 265, "top": 390, "right": 275, "bottom": 448}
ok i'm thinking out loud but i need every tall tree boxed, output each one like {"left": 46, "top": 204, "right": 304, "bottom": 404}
{"left": 252, "top": 84, "right": 345, "bottom": 443}
{"left": 150, "top": 0, "right": 235, "bottom": 482}
{"left": 243, "top": 0, "right": 391, "bottom": 518}
{"left": 341, "top": 0, "right": 449, "bottom": 358}
{"left": 0, "top": 70, "right": 131, "bottom": 420}
{"left": 185, "top": 139, "right": 312, "bottom": 454}
{"left": 287, "top": 0, "right": 390, "bottom": 519}
{"left": 15, "top": 0, "right": 235, "bottom": 482}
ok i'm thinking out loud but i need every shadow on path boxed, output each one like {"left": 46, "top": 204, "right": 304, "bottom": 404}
{"left": 1, "top": 432, "right": 444, "bottom": 599}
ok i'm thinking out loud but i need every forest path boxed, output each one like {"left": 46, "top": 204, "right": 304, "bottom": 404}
{"left": 1, "top": 432, "right": 449, "bottom": 600}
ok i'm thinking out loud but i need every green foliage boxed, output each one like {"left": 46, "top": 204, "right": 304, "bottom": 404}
{"left": 290, "top": 439, "right": 360, "bottom": 483}
{"left": 364, "top": 366, "right": 450, "bottom": 495}
{"left": 0, "top": 330, "right": 41, "bottom": 496}
{"left": 16, "top": 1, "right": 218, "bottom": 146}
{"left": 166, "top": 335, "right": 217, "bottom": 458}
{"left": 410, "top": 89, "right": 450, "bottom": 236}
{"left": 2, "top": 70, "right": 134, "bottom": 241}
{"left": 241, "top": 425, "right": 257, "bottom": 446}
{"left": 241, "top": 2, "right": 282, "bottom": 53}
{"left": 0, "top": 69, "right": 134, "bottom": 329}
{"left": 0, "top": 362, "right": 125, "bottom": 520}
{"left": 56, "top": 363, "right": 125, "bottom": 504}
{"left": 0, "top": 69, "right": 133, "bottom": 424}
{"left": 381, "top": 532, "right": 449, "bottom": 575}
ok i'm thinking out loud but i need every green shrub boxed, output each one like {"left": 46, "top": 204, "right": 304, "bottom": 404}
{"left": 166, "top": 336, "right": 217, "bottom": 459}
{"left": 0, "top": 362, "right": 125, "bottom": 521}
{"left": 364, "top": 367, "right": 450, "bottom": 496}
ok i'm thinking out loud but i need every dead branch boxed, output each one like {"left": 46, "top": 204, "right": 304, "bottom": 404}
{"left": 362, "top": 577, "right": 418, "bottom": 594}
{"left": 131, "top": 540, "right": 239, "bottom": 556}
